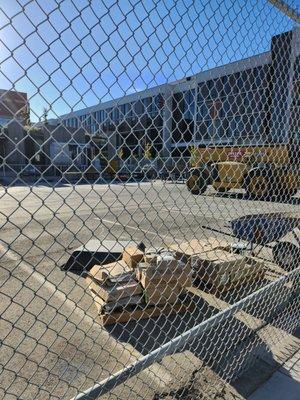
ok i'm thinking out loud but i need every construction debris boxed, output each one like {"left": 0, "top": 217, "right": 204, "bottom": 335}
{"left": 122, "top": 245, "right": 145, "bottom": 268}
{"left": 191, "top": 249, "right": 265, "bottom": 290}
{"left": 86, "top": 246, "right": 193, "bottom": 325}
{"left": 86, "top": 276, "right": 142, "bottom": 303}
{"left": 86, "top": 239, "right": 266, "bottom": 326}
{"left": 170, "top": 238, "right": 228, "bottom": 256}
{"left": 89, "top": 259, "right": 133, "bottom": 285}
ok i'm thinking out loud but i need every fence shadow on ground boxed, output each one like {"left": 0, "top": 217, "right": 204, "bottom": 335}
{"left": 106, "top": 292, "right": 276, "bottom": 392}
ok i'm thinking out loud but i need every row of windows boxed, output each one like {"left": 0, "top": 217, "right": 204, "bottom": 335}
{"left": 64, "top": 65, "right": 271, "bottom": 130}
{"left": 64, "top": 62, "right": 290, "bottom": 136}
{"left": 197, "top": 88, "right": 270, "bottom": 121}
{"left": 64, "top": 95, "right": 164, "bottom": 129}
{"left": 198, "top": 65, "right": 270, "bottom": 101}
{"left": 195, "top": 113, "right": 268, "bottom": 142}
{"left": 173, "top": 87, "right": 269, "bottom": 124}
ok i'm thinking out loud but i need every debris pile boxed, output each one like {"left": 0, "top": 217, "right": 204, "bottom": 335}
{"left": 86, "top": 244, "right": 192, "bottom": 325}
{"left": 86, "top": 240, "right": 266, "bottom": 325}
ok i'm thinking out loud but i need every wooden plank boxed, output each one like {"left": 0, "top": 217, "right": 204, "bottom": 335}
{"left": 188, "top": 269, "right": 265, "bottom": 296}
{"left": 136, "top": 262, "right": 192, "bottom": 288}
{"left": 99, "top": 301, "right": 194, "bottom": 326}
{"left": 122, "top": 246, "right": 144, "bottom": 269}
{"left": 143, "top": 282, "right": 182, "bottom": 305}
{"left": 192, "top": 252, "right": 266, "bottom": 288}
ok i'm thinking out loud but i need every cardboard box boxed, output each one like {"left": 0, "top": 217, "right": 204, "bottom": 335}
{"left": 90, "top": 291, "right": 143, "bottom": 314}
{"left": 192, "top": 250, "right": 265, "bottom": 288}
{"left": 89, "top": 259, "right": 133, "bottom": 285}
{"left": 122, "top": 246, "right": 144, "bottom": 269}
{"left": 86, "top": 276, "right": 143, "bottom": 302}
{"left": 170, "top": 238, "right": 228, "bottom": 256}
{"left": 136, "top": 262, "right": 192, "bottom": 288}
{"left": 144, "top": 282, "right": 183, "bottom": 305}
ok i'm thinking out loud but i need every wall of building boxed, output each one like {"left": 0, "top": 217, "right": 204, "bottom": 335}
{"left": 0, "top": 90, "right": 27, "bottom": 120}
{"left": 53, "top": 28, "right": 300, "bottom": 162}
{"left": 1, "top": 120, "right": 26, "bottom": 166}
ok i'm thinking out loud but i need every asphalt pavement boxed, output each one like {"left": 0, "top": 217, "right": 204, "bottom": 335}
{"left": 0, "top": 180, "right": 299, "bottom": 399}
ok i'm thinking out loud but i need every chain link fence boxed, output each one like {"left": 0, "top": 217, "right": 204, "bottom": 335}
{"left": 0, "top": 1, "right": 299, "bottom": 399}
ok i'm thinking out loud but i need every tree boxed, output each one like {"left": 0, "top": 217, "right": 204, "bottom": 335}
{"left": 189, "top": 145, "right": 198, "bottom": 167}
{"left": 21, "top": 106, "right": 31, "bottom": 128}
{"left": 42, "top": 107, "right": 48, "bottom": 124}
{"left": 144, "top": 143, "right": 153, "bottom": 160}
{"left": 118, "top": 147, "right": 125, "bottom": 160}
{"left": 21, "top": 106, "right": 40, "bottom": 134}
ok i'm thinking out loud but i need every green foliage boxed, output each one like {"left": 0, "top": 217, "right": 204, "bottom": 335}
{"left": 189, "top": 145, "right": 198, "bottom": 166}
{"left": 118, "top": 147, "right": 125, "bottom": 160}
{"left": 42, "top": 107, "right": 48, "bottom": 124}
{"left": 144, "top": 143, "right": 153, "bottom": 160}
{"left": 21, "top": 106, "right": 31, "bottom": 127}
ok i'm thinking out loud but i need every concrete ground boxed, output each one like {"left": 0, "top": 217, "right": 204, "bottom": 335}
{"left": 0, "top": 180, "right": 299, "bottom": 399}
{"left": 249, "top": 347, "right": 300, "bottom": 400}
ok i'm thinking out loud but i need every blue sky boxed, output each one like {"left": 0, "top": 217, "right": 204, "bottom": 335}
{"left": 0, "top": 0, "right": 297, "bottom": 121}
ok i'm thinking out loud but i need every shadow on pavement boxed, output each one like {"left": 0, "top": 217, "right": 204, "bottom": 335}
{"left": 106, "top": 291, "right": 277, "bottom": 397}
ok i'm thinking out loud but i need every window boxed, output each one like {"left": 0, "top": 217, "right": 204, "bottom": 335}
{"left": 91, "top": 124, "right": 98, "bottom": 134}
{"left": 208, "top": 79, "right": 219, "bottom": 99}
{"left": 223, "top": 75, "right": 231, "bottom": 96}
{"left": 104, "top": 108, "right": 112, "bottom": 123}
{"left": 120, "top": 103, "right": 132, "bottom": 118}
{"left": 142, "top": 97, "right": 150, "bottom": 109}
{"left": 71, "top": 118, "right": 78, "bottom": 128}
{"left": 199, "top": 102, "right": 209, "bottom": 120}
{"left": 196, "top": 120, "right": 211, "bottom": 140}
{"left": 254, "top": 66, "right": 268, "bottom": 89}
{"left": 183, "top": 90, "right": 195, "bottom": 120}
{"left": 199, "top": 82, "right": 210, "bottom": 99}
{"left": 112, "top": 107, "right": 119, "bottom": 122}
{"left": 252, "top": 113, "right": 266, "bottom": 136}
{"left": 155, "top": 94, "right": 164, "bottom": 110}
{"left": 235, "top": 72, "right": 244, "bottom": 92}
{"left": 241, "top": 69, "right": 254, "bottom": 92}
{"left": 134, "top": 100, "right": 145, "bottom": 115}
{"left": 69, "top": 144, "right": 78, "bottom": 160}
{"left": 148, "top": 98, "right": 156, "bottom": 114}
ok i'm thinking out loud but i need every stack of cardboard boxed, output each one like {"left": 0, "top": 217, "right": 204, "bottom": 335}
{"left": 190, "top": 248, "right": 265, "bottom": 290}
{"left": 135, "top": 250, "right": 192, "bottom": 305}
{"left": 87, "top": 259, "right": 143, "bottom": 314}
{"left": 86, "top": 245, "right": 192, "bottom": 323}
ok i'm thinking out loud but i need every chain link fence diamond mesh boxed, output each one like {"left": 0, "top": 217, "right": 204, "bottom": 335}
{"left": 0, "top": 0, "right": 299, "bottom": 399}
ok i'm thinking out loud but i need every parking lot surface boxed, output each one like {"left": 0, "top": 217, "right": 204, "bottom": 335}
{"left": 0, "top": 180, "right": 299, "bottom": 399}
